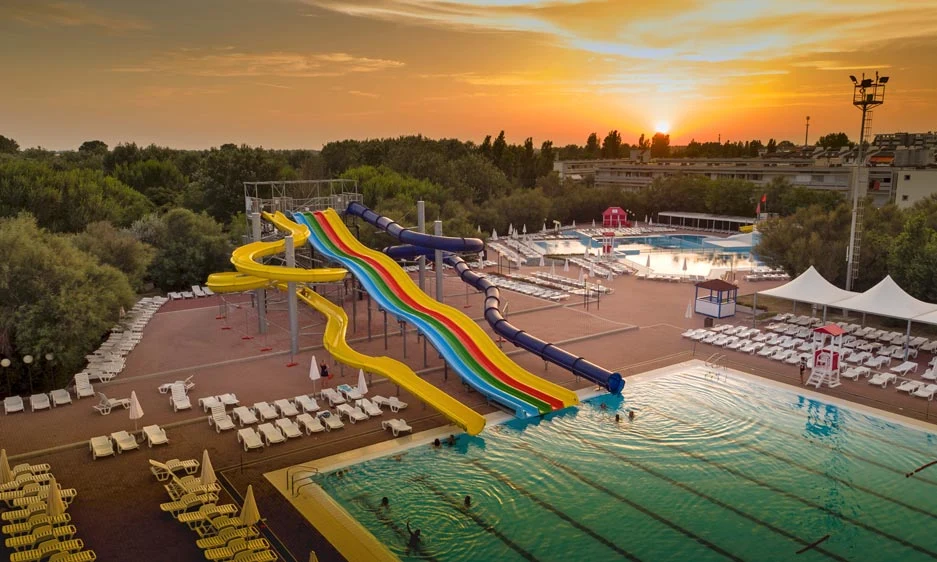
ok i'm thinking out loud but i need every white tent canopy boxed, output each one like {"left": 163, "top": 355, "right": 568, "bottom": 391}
{"left": 758, "top": 266, "right": 859, "bottom": 307}
{"left": 913, "top": 309, "right": 937, "bottom": 325}
{"left": 833, "top": 275, "right": 937, "bottom": 321}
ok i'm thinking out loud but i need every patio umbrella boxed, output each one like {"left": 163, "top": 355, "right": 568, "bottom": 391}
{"left": 645, "top": 215, "right": 648, "bottom": 223}
{"left": 578, "top": 268, "right": 584, "bottom": 283}
{"left": 683, "top": 258, "right": 688, "bottom": 272}
{"left": 357, "top": 369, "right": 368, "bottom": 395}
{"left": 563, "top": 260, "right": 569, "bottom": 272}
{"left": 572, "top": 220, "right": 576, "bottom": 228}
{"left": 508, "top": 223, "right": 514, "bottom": 236}
{"left": 646, "top": 254, "right": 651, "bottom": 268}
{"left": 542, "top": 222, "right": 547, "bottom": 233}
{"left": 477, "top": 225, "right": 481, "bottom": 233}
{"left": 200, "top": 449, "right": 216, "bottom": 487}
{"left": 310, "top": 553, "right": 320, "bottom": 562}
{"left": 0, "top": 449, "right": 11, "bottom": 485}
{"left": 240, "top": 485, "right": 261, "bottom": 526}
{"left": 522, "top": 224, "right": 527, "bottom": 235}
{"left": 607, "top": 272, "right": 614, "bottom": 282}
{"left": 685, "top": 300, "right": 694, "bottom": 319}
{"left": 45, "top": 475, "right": 65, "bottom": 517}
{"left": 592, "top": 219, "right": 596, "bottom": 227}
{"left": 539, "top": 255, "right": 545, "bottom": 267}
{"left": 129, "top": 390, "right": 144, "bottom": 433}
{"left": 550, "top": 261, "right": 556, "bottom": 275}
{"left": 309, "top": 354, "right": 320, "bottom": 394}
{"left": 491, "top": 229, "right": 498, "bottom": 241}
{"left": 590, "top": 262, "right": 595, "bottom": 277}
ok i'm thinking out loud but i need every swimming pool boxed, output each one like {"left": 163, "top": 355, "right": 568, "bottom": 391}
{"left": 308, "top": 366, "right": 937, "bottom": 561}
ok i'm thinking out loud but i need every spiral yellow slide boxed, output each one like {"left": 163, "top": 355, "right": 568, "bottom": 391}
{"left": 206, "top": 211, "right": 486, "bottom": 435}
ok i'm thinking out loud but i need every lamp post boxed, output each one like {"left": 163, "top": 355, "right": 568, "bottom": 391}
{"left": 845, "top": 71, "right": 888, "bottom": 291}
{"left": 22, "top": 355, "right": 33, "bottom": 394}
{"left": 1, "top": 358, "right": 10, "bottom": 395}
{"left": 45, "top": 353, "right": 54, "bottom": 390}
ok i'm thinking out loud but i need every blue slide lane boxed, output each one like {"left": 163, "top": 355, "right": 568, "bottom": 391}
{"left": 347, "top": 203, "right": 625, "bottom": 394}
{"left": 291, "top": 211, "right": 542, "bottom": 418}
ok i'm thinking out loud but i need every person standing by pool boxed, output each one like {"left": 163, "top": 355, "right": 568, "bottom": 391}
{"left": 799, "top": 359, "right": 807, "bottom": 384}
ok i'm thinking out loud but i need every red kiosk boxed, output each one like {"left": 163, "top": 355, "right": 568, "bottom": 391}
{"left": 602, "top": 207, "right": 630, "bottom": 228}
{"left": 805, "top": 324, "right": 845, "bottom": 389}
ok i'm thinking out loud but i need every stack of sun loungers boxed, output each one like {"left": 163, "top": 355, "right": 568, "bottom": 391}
{"left": 1, "top": 462, "right": 95, "bottom": 561}
{"left": 475, "top": 273, "right": 568, "bottom": 301}
{"left": 168, "top": 286, "right": 216, "bottom": 300}
{"left": 231, "top": 393, "right": 357, "bottom": 451}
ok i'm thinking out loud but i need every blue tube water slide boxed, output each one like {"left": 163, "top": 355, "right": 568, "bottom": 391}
{"left": 345, "top": 203, "right": 625, "bottom": 394}
{"left": 290, "top": 211, "right": 541, "bottom": 418}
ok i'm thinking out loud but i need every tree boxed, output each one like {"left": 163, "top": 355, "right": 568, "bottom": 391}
{"left": 754, "top": 203, "right": 851, "bottom": 283}
{"left": 888, "top": 213, "right": 937, "bottom": 302}
{"left": 584, "top": 133, "right": 600, "bottom": 158}
{"left": 520, "top": 138, "right": 537, "bottom": 188}
{"left": 78, "top": 140, "right": 108, "bottom": 155}
{"left": 601, "top": 130, "right": 623, "bottom": 159}
{"left": 637, "top": 134, "right": 650, "bottom": 149}
{"left": 491, "top": 131, "right": 511, "bottom": 177}
{"left": 478, "top": 135, "right": 492, "bottom": 160}
{"left": 146, "top": 209, "right": 232, "bottom": 290}
{"left": 538, "top": 140, "right": 555, "bottom": 177}
{"left": 114, "top": 159, "right": 187, "bottom": 208}
{"left": 650, "top": 133, "right": 670, "bottom": 158}
{"left": 766, "top": 138, "right": 777, "bottom": 154}
{"left": 816, "top": 132, "right": 852, "bottom": 150}
{"left": 72, "top": 222, "right": 155, "bottom": 291}
{"left": 0, "top": 135, "right": 20, "bottom": 154}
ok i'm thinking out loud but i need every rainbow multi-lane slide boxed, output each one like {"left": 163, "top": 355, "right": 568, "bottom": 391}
{"left": 292, "top": 209, "right": 578, "bottom": 418}
{"left": 206, "top": 211, "right": 486, "bottom": 435}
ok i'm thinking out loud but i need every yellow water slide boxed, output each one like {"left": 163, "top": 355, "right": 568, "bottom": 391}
{"left": 207, "top": 211, "right": 486, "bottom": 435}
{"left": 319, "top": 209, "right": 579, "bottom": 408}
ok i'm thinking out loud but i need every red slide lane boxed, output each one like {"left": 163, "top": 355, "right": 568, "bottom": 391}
{"left": 313, "top": 211, "right": 565, "bottom": 410}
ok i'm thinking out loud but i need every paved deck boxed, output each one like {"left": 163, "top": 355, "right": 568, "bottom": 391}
{"left": 1, "top": 265, "right": 935, "bottom": 561}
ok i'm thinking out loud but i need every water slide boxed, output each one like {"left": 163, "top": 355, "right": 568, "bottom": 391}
{"left": 206, "top": 211, "right": 486, "bottom": 435}
{"left": 345, "top": 202, "right": 625, "bottom": 394}
{"left": 293, "top": 210, "right": 578, "bottom": 418}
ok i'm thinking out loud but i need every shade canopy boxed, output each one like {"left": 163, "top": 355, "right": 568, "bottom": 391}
{"left": 758, "top": 266, "right": 859, "bottom": 307}
{"left": 834, "top": 275, "right": 937, "bottom": 321}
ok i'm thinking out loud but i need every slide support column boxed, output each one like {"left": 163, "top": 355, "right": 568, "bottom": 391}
{"left": 251, "top": 208, "right": 267, "bottom": 335}
{"left": 418, "top": 200, "right": 426, "bottom": 292}
{"left": 285, "top": 235, "right": 299, "bottom": 357}
{"left": 435, "top": 220, "right": 443, "bottom": 302}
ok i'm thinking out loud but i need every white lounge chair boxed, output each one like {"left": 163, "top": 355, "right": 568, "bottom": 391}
{"left": 865, "top": 356, "right": 890, "bottom": 369}
{"left": 293, "top": 395, "right": 319, "bottom": 414}
{"left": 29, "top": 394, "right": 50, "bottom": 412}
{"left": 336, "top": 403, "right": 368, "bottom": 423}
{"left": 381, "top": 419, "right": 413, "bottom": 437}
{"left": 896, "top": 380, "right": 924, "bottom": 394}
{"left": 868, "top": 373, "right": 897, "bottom": 388}
{"left": 93, "top": 392, "right": 131, "bottom": 415}
{"left": 72, "top": 374, "right": 94, "bottom": 399}
{"left": 208, "top": 404, "right": 235, "bottom": 433}
{"left": 256, "top": 423, "right": 285, "bottom": 445}
{"left": 274, "top": 418, "right": 302, "bottom": 439}
{"left": 198, "top": 396, "right": 221, "bottom": 413}
{"left": 111, "top": 431, "right": 139, "bottom": 453}
{"left": 90, "top": 436, "right": 115, "bottom": 460}
{"left": 202, "top": 286, "right": 214, "bottom": 297}
{"left": 756, "top": 345, "right": 777, "bottom": 357}
{"left": 159, "top": 376, "right": 195, "bottom": 394}
{"left": 252, "top": 402, "right": 278, "bottom": 421}
{"left": 318, "top": 411, "right": 345, "bottom": 431}
{"left": 296, "top": 413, "right": 325, "bottom": 434}
{"left": 891, "top": 361, "right": 918, "bottom": 376}
{"left": 319, "top": 388, "right": 346, "bottom": 407}
{"left": 143, "top": 425, "right": 169, "bottom": 447}
{"left": 4, "top": 396, "right": 24, "bottom": 415}
{"left": 911, "top": 384, "right": 937, "bottom": 400}
{"left": 217, "top": 393, "right": 239, "bottom": 407}
{"left": 232, "top": 407, "right": 258, "bottom": 427}
{"left": 337, "top": 384, "right": 364, "bottom": 401}
{"left": 49, "top": 389, "right": 72, "bottom": 407}
{"left": 922, "top": 368, "right": 937, "bottom": 382}
{"left": 170, "top": 384, "right": 192, "bottom": 412}
{"left": 740, "top": 342, "right": 764, "bottom": 354}
{"left": 356, "top": 399, "right": 382, "bottom": 417}
{"left": 371, "top": 395, "right": 408, "bottom": 413}
{"left": 236, "top": 428, "right": 264, "bottom": 451}
{"left": 841, "top": 366, "right": 870, "bottom": 380}
{"left": 273, "top": 399, "right": 299, "bottom": 417}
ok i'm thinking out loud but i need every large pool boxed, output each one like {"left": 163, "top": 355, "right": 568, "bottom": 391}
{"left": 311, "top": 367, "right": 937, "bottom": 561}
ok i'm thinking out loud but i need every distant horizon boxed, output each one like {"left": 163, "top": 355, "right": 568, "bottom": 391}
{"left": 3, "top": 0, "right": 935, "bottom": 151}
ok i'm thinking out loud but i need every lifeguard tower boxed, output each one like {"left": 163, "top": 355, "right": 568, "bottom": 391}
{"left": 805, "top": 324, "right": 845, "bottom": 388}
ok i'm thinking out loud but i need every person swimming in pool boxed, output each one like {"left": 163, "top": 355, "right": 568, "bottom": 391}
{"left": 406, "top": 520, "right": 422, "bottom": 549}
{"left": 629, "top": 410, "right": 635, "bottom": 421}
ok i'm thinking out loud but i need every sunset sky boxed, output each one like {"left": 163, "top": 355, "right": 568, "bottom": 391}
{"left": 3, "top": 0, "right": 937, "bottom": 150}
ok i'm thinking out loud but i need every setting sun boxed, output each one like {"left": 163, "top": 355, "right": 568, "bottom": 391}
{"left": 655, "top": 122, "right": 671, "bottom": 135}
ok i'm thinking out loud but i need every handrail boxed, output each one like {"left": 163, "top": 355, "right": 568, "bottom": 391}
{"left": 287, "top": 464, "right": 320, "bottom": 497}
{"left": 294, "top": 480, "right": 320, "bottom": 499}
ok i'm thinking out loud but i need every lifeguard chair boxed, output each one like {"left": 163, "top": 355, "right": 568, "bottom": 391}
{"left": 805, "top": 324, "right": 845, "bottom": 389}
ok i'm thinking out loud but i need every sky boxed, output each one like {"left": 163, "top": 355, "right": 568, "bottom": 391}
{"left": 2, "top": 0, "right": 937, "bottom": 150}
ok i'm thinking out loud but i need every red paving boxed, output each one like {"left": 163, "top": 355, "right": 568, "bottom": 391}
{"left": 3, "top": 265, "right": 937, "bottom": 561}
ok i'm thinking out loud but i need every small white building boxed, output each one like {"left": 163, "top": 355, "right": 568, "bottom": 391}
{"left": 893, "top": 168, "right": 937, "bottom": 209}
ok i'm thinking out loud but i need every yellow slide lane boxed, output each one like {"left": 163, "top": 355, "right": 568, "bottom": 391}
{"left": 320, "top": 209, "right": 579, "bottom": 409}
{"left": 295, "top": 286, "right": 486, "bottom": 435}
{"left": 206, "top": 211, "right": 347, "bottom": 292}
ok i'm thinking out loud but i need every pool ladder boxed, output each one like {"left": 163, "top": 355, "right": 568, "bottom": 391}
{"left": 287, "top": 464, "right": 320, "bottom": 497}
{"left": 704, "top": 353, "right": 728, "bottom": 381}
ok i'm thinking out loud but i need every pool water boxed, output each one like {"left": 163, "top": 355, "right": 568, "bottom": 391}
{"left": 313, "top": 368, "right": 937, "bottom": 561}
{"left": 625, "top": 251, "right": 759, "bottom": 276}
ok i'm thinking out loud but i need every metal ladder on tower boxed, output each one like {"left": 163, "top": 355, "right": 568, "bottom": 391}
{"left": 850, "top": 109, "right": 874, "bottom": 286}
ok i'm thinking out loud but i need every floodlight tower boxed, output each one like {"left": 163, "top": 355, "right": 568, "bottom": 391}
{"left": 844, "top": 72, "right": 888, "bottom": 292}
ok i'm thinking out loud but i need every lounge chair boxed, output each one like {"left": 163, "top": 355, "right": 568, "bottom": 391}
{"left": 204, "top": 537, "right": 271, "bottom": 561}
{"left": 251, "top": 402, "right": 278, "bottom": 421}
{"left": 158, "top": 375, "right": 195, "bottom": 394}
{"left": 891, "top": 361, "right": 919, "bottom": 376}
{"left": 293, "top": 395, "right": 319, "bottom": 414}
{"left": 2, "top": 513, "right": 70, "bottom": 537}
{"left": 29, "top": 394, "right": 50, "bottom": 412}
{"left": 148, "top": 459, "right": 200, "bottom": 482}
{"left": 237, "top": 428, "right": 264, "bottom": 451}
{"left": 296, "top": 413, "right": 325, "bottom": 434}
{"left": 381, "top": 419, "right": 413, "bottom": 437}
{"left": 160, "top": 492, "right": 219, "bottom": 517}
{"left": 867, "top": 373, "right": 897, "bottom": 388}
{"left": 143, "top": 425, "right": 169, "bottom": 447}
{"left": 4, "top": 396, "right": 24, "bottom": 415}
{"left": 72, "top": 374, "right": 95, "bottom": 400}
{"left": 198, "top": 396, "right": 221, "bottom": 413}
{"left": 865, "top": 356, "right": 890, "bottom": 369}
{"left": 5, "top": 523, "right": 77, "bottom": 551}
{"left": 10, "top": 537, "right": 84, "bottom": 561}
{"left": 196, "top": 526, "right": 260, "bottom": 550}
{"left": 208, "top": 404, "right": 235, "bottom": 433}
{"left": 896, "top": 380, "right": 924, "bottom": 394}
{"left": 217, "top": 393, "right": 239, "bottom": 407}
{"left": 93, "top": 392, "right": 130, "bottom": 416}
{"left": 318, "top": 411, "right": 345, "bottom": 431}
{"left": 232, "top": 406, "right": 258, "bottom": 427}
{"left": 49, "top": 389, "right": 72, "bottom": 407}
{"left": 89, "top": 436, "right": 114, "bottom": 460}
{"left": 11, "top": 464, "right": 50, "bottom": 477}
{"left": 356, "top": 398, "right": 382, "bottom": 417}
{"left": 110, "top": 431, "right": 139, "bottom": 453}
{"left": 256, "top": 423, "right": 286, "bottom": 445}
{"left": 336, "top": 403, "right": 368, "bottom": 423}
{"left": 273, "top": 399, "right": 299, "bottom": 417}
{"left": 841, "top": 366, "right": 870, "bottom": 380}
{"left": 922, "top": 368, "right": 937, "bottom": 382}
{"left": 912, "top": 384, "right": 937, "bottom": 400}
{"left": 337, "top": 384, "right": 364, "bottom": 401}
{"left": 274, "top": 418, "right": 302, "bottom": 439}
{"left": 319, "top": 388, "right": 346, "bottom": 407}
{"left": 170, "top": 384, "right": 192, "bottom": 412}
{"left": 232, "top": 550, "right": 277, "bottom": 562}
